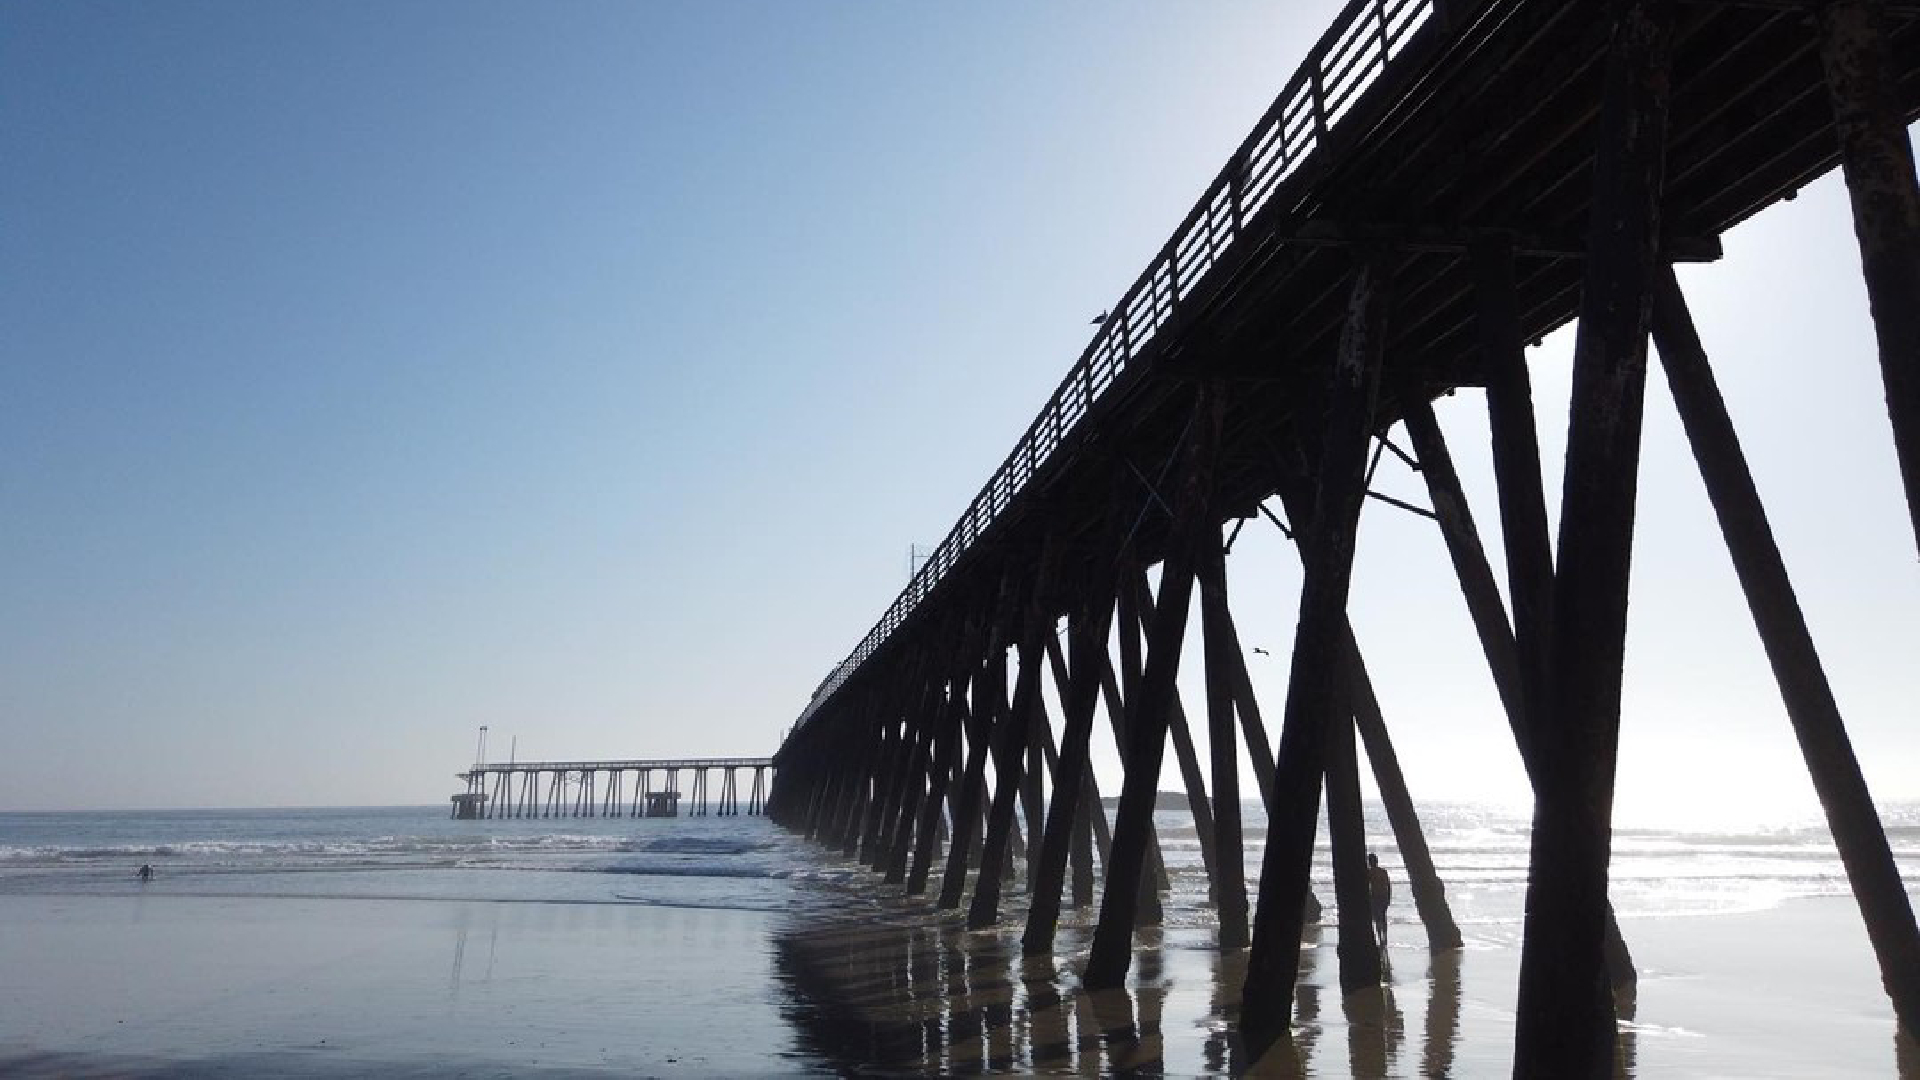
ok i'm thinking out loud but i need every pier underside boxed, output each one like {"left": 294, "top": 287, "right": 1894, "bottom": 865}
{"left": 771, "top": 0, "right": 1920, "bottom": 1072}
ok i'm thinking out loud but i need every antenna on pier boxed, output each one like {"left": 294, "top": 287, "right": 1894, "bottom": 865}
{"left": 475, "top": 725, "right": 489, "bottom": 769}
{"left": 908, "top": 543, "right": 932, "bottom": 580}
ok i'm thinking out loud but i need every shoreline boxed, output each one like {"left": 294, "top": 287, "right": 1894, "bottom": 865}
{"left": 3, "top": 831, "right": 1916, "bottom": 1076}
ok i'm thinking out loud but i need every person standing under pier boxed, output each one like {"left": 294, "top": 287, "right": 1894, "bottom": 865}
{"left": 1367, "top": 852, "right": 1391, "bottom": 945}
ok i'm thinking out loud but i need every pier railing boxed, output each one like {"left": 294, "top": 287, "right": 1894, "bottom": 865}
{"left": 797, "top": 0, "right": 1452, "bottom": 728}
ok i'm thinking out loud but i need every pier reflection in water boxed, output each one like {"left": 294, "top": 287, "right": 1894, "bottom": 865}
{"left": 771, "top": 903, "right": 1468, "bottom": 1077}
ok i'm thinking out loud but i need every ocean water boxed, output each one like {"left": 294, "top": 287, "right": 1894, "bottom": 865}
{"left": 3, "top": 799, "right": 1914, "bottom": 927}
{"left": 1147, "top": 799, "right": 1920, "bottom": 935}
{"left": 0, "top": 806, "right": 836, "bottom": 913}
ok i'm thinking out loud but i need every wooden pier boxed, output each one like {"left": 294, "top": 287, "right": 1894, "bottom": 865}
{"left": 768, "top": 0, "right": 1920, "bottom": 1073}
{"left": 450, "top": 757, "right": 772, "bottom": 819}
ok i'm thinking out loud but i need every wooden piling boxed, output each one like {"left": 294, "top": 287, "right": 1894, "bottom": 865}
{"left": 1071, "top": 779, "right": 1099, "bottom": 907}
{"left": 876, "top": 674, "right": 937, "bottom": 862}
{"left": 1472, "top": 237, "right": 1556, "bottom": 758}
{"left": 907, "top": 670, "right": 972, "bottom": 896}
{"left": 1274, "top": 467, "right": 1465, "bottom": 955}
{"left": 1402, "top": 401, "right": 1636, "bottom": 984}
{"left": 1128, "top": 570, "right": 1221, "bottom": 895}
{"left": 1470, "top": 238, "right": 1651, "bottom": 987}
{"left": 866, "top": 671, "right": 928, "bottom": 865}
{"left": 883, "top": 694, "right": 938, "bottom": 884}
{"left": 1105, "top": 590, "right": 1170, "bottom": 919}
{"left": 1196, "top": 524, "right": 1251, "bottom": 952}
{"left": 825, "top": 738, "right": 859, "bottom": 842}
{"left": 1045, "top": 633, "right": 1110, "bottom": 907}
{"left": 1400, "top": 403, "right": 1521, "bottom": 726}
{"left": 1514, "top": 3, "right": 1672, "bottom": 1073}
{"left": 937, "top": 653, "right": 1002, "bottom": 910}
{"left": 1343, "top": 630, "right": 1464, "bottom": 953}
{"left": 1024, "top": 562, "right": 1121, "bottom": 955}
{"left": 1083, "top": 386, "right": 1221, "bottom": 990}
{"left": 813, "top": 757, "right": 841, "bottom": 842}
{"left": 1652, "top": 264, "right": 1920, "bottom": 1038}
{"left": 970, "top": 545, "right": 1059, "bottom": 930}
{"left": 1817, "top": 0, "right": 1920, "bottom": 557}
{"left": 836, "top": 727, "right": 874, "bottom": 856}
{"left": 858, "top": 716, "right": 904, "bottom": 860}
{"left": 1021, "top": 698, "right": 1049, "bottom": 893}
{"left": 1211, "top": 595, "right": 1279, "bottom": 811}
{"left": 1110, "top": 556, "right": 1154, "bottom": 922}
{"left": 1242, "top": 256, "right": 1389, "bottom": 1058}
{"left": 1044, "top": 636, "right": 1112, "bottom": 855}
{"left": 1322, "top": 704, "right": 1381, "bottom": 993}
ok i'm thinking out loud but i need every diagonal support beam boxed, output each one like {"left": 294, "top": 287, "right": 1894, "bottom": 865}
{"left": 1405, "top": 389, "right": 1639, "bottom": 988}
{"left": 1083, "top": 385, "right": 1223, "bottom": 990}
{"left": 906, "top": 661, "right": 972, "bottom": 895}
{"left": 937, "top": 646, "right": 1004, "bottom": 909}
{"left": 1196, "top": 524, "right": 1251, "bottom": 952}
{"left": 1044, "top": 632, "right": 1112, "bottom": 906}
{"left": 1126, "top": 569, "right": 1221, "bottom": 895}
{"left": 1342, "top": 626, "right": 1465, "bottom": 953}
{"left": 1474, "top": 236, "right": 1557, "bottom": 758}
{"left": 1242, "top": 255, "right": 1391, "bottom": 1058}
{"left": 1652, "top": 264, "right": 1920, "bottom": 1038}
{"left": 1024, "top": 555, "right": 1122, "bottom": 955}
{"left": 970, "top": 541, "right": 1062, "bottom": 929}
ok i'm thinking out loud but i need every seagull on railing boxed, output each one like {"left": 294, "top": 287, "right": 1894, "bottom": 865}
{"left": 1252, "top": 646, "right": 1270, "bottom": 656}
{"left": 1091, "top": 310, "right": 1108, "bottom": 325}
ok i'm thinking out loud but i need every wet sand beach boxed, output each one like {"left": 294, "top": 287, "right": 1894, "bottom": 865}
{"left": 4, "top": 808, "right": 1916, "bottom": 1076}
{"left": 776, "top": 890, "right": 1920, "bottom": 1077}
{"left": 1, "top": 890, "right": 1915, "bottom": 1076}
{"left": 0, "top": 892, "right": 821, "bottom": 1077}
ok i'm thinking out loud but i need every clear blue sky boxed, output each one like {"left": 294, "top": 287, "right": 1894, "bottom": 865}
{"left": 4, "top": 1, "right": 1915, "bottom": 822}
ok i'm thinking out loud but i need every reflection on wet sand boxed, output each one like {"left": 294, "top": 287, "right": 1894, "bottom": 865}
{"left": 1421, "top": 949, "right": 1460, "bottom": 1077}
{"left": 1343, "top": 983, "right": 1403, "bottom": 1078}
{"left": 1023, "top": 956, "right": 1074, "bottom": 1070}
{"left": 772, "top": 887, "right": 1920, "bottom": 1078}
{"left": 772, "top": 901, "right": 1491, "bottom": 1077}
{"left": 774, "top": 898, "right": 1920, "bottom": 1078}
{"left": 1206, "top": 949, "right": 1244, "bottom": 1076}
{"left": 1245, "top": 924, "right": 1320, "bottom": 1077}
{"left": 1130, "top": 936, "right": 1167, "bottom": 1072}
{"left": 1087, "top": 987, "right": 1145, "bottom": 1074}
{"left": 1613, "top": 980, "right": 1638, "bottom": 1080}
